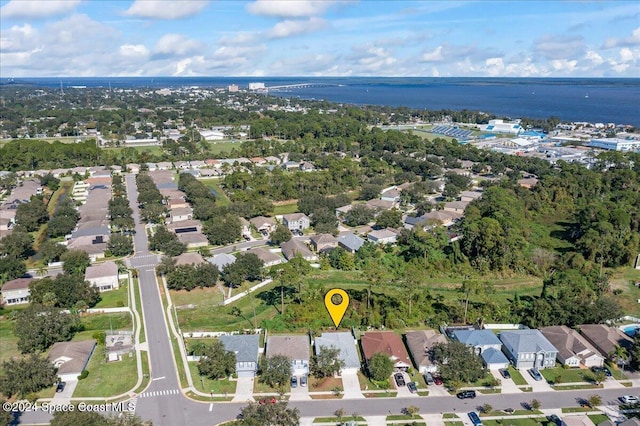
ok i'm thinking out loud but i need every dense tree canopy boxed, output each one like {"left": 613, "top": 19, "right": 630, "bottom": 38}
{"left": 14, "top": 305, "right": 79, "bottom": 353}
{"left": 197, "top": 340, "right": 236, "bottom": 379}
{"left": 0, "top": 354, "right": 57, "bottom": 398}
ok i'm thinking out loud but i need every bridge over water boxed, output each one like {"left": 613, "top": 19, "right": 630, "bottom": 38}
{"left": 261, "top": 82, "right": 343, "bottom": 91}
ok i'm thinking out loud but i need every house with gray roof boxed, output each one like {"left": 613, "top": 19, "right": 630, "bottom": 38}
{"left": 48, "top": 340, "right": 96, "bottom": 381}
{"left": 266, "top": 335, "right": 310, "bottom": 376}
{"left": 245, "top": 247, "right": 284, "bottom": 267}
{"left": 453, "top": 329, "right": 509, "bottom": 370}
{"left": 310, "top": 233, "right": 338, "bottom": 253}
{"left": 499, "top": 329, "right": 558, "bottom": 369}
{"left": 85, "top": 261, "right": 119, "bottom": 292}
{"left": 209, "top": 253, "right": 237, "bottom": 271}
{"left": 405, "top": 330, "right": 447, "bottom": 374}
{"left": 315, "top": 332, "right": 360, "bottom": 375}
{"left": 282, "top": 213, "right": 310, "bottom": 231}
{"left": 1, "top": 277, "right": 33, "bottom": 305}
{"left": 578, "top": 324, "right": 633, "bottom": 359}
{"left": 338, "top": 233, "right": 365, "bottom": 253}
{"left": 219, "top": 334, "right": 260, "bottom": 378}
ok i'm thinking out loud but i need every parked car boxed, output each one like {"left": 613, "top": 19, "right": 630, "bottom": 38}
{"left": 528, "top": 368, "right": 543, "bottom": 381}
{"left": 290, "top": 376, "right": 298, "bottom": 388}
{"left": 547, "top": 414, "right": 564, "bottom": 426}
{"left": 424, "top": 372, "right": 435, "bottom": 385}
{"left": 592, "top": 366, "right": 612, "bottom": 377}
{"left": 499, "top": 368, "right": 511, "bottom": 379}
{"left": 407, "top": 382, "right": 418, "bottom": 393}
{"left": 56, "top": 381, "right": 66, "bottom": 393}
{"left": 433, "top": 376, "right": 443, "bottom": 386}
{"left": 300, "top": 375, "right": 307, "bottom": 387}
{"left": 456, "top": 390, "right": 476, "bottom": 399}
{"left": 468, "top": 411, "right": 483, "bottom": 426}
{"left": 258, "top": 397, "right": 277, "bottom": 405}
{"left": 619, "top": 395, "right": 640, "bottom": 404}
{"left": 394, "top": 373, "right": 406, "bottom": 387}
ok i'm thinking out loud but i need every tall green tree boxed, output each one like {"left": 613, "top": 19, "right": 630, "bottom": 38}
{"left": 258, "top": 355, "right": 292, "bottom": 389}
{"left": 61, "top": 249, "right": 91, "bottom": 276}
{"left": 431, "top": 340, "right": 486, "bottom": 384}
{"left": 367, "top": 352, "right": 393, "bottom": 381}
{"left": 311, "top": 346, "right": 345, "bottom": 379}
{"left": 0, "top": 354, "right": 57, "bottom": 398}
{"left": 198, "top": 340, "right": 236, "bottom": 379}
{"left": 234, "top": 401, "right": 300, "bottom": 426}
{"left": 14, "top": 305, "right": 79, "bottom": 353}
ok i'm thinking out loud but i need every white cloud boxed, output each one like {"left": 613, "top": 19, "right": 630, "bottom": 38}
{"left": 421, "top": 46, "right": 443, "bottom": 62}
{"left": 550, "top": 59, "right": 578, "bottom": 73}
{"left": 485, "top": 57, "right": 504, "bottom": 76}
{"left": 246, "top": 0, "right": 341, "bottom": 18}
{"left": 124, "top": 0, "right": 209, "bottom": 19}
{"left": 603, "top": 27, "right": 640, "bottom": 49}
{"left": 585, "top": 50, "right": 604, "bottom": 65}
{"left": 268, "top": 17, "right": 326, "bottom": 39}
{"left": 120, "top": 44, "right": 149, "bottom": 58}
{"left": 152, "top": 34, "right": 202, "bottom": 59}
{"left": 1, "top": 0, "right": 81, "bottom": 19}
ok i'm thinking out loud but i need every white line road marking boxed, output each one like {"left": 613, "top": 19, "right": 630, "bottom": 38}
{"left": 209, "top": 404, "right": 213, "bottom": 412}
{"left": 153, "top": 376, "right": 166, "bottom": 381}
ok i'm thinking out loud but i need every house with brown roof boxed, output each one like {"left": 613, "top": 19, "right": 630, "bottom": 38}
{"left": 579, "top": 324, "right": 633, "bottom": 359}
{"left": 405, "top": 330, "right": 447, "bottom": 374}
{"left": 48, "top": 340, "right": 97, "bottom": 381}
{"left": 250, "top": 216, "right": 276, "bottom": 234}
{"left": 361, "top": 331, "right": 411, "bottom": 371}
{"left": 1, "top": 277, "right": 33, "bottom": 305}
{"left": 309, "top": 233, "right": 338, "bottom": 253}
{"left": 174, "top": 252, "right": 207, "bottom": 266}
{"left": 540, "top": 325, "right": 604, "bottom": 368}
{"left": 266, "top": 335, "right": 310, "bottom": 376}
{"left": 281, "top": 239, "right": 317, "bottom": 261}
{"left": 245, "top": 247, "right": 285, "bottom": 267}
{"left": 85, "top": 261, "right": 119, "bottom": 292}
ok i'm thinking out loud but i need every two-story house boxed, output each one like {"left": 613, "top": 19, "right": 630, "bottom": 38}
{"left": 499, "top": 329, "right": 558, "bottom": 370}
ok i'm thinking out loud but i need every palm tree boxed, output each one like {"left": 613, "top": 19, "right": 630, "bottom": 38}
{"left": 36, "top": 265, "right": 48, "bottom": 277}
{"left": 611, "top": 345, "right": 629, "bottom": 373}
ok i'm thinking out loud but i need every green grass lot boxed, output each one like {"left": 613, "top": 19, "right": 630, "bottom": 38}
{"left": 200, "top": 178, "right": 231, "bottom": 206}
{"left": 75, "top": 313, "right": 133, "bottom": 338}
{"left": 206, "top": 141, "right": 242, "bottom": 155}
{"left": 588, "top": 415, "right": 610, "bottom": 424}
{"left": 254, "top": 378, "right": 289, "bottom": 394}
{"left": 313, "top": 416, "right": 366, "bottom": 424}
{"left": 0, "top": 316, "right": 20, "bottom": 364}
{"left": 188, "top": 362, "right": 237, "bottom": 395}
{"left": 508, "top": 366, "right": 527, "bottom": 386}
{"left": 405, "top": 128, "right": 458, "bottom": 143}
{"left": 357, "top": 371, "right": 393, "bottom": 391}
{"left": 610, "top": 267, "right": 640, "bottom": 316}
{"left": 0, "top": 136, "right": 80, "bottom": 147}
{"left": 94, "top": 284, "right": 129, "bottom": 309}
{"left": 73, "top": 350, "right": 137, "bottom": 397}
{"left": 540, "top": 365, "right": 594, "bottom": 384}
{"left": 272, "top": 202, "right": 299, "bottom": 216}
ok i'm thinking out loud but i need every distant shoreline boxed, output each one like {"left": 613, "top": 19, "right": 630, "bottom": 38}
{"left": 2, "top": 77, "right": 638, "bottom": 126}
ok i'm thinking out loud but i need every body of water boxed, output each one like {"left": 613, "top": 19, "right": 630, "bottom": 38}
{"left": 2, "top": 77, "right": 639, "bottom": 126}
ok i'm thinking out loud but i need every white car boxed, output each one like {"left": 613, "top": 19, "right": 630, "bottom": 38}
{"left": 620, "top": 395, "right": 639, "bottom": 404}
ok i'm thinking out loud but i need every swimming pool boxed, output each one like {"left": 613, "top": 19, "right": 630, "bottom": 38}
{"left": 622, "top": 324, "right": 640, "bottom": 337}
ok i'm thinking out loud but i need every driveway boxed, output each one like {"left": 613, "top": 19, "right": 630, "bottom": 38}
{"left": 394, "top": 372, "right": 419, "bottom": 398}
{"left": 289, "top": 379, "right": 311, "bottom": 401}
{"left": 520, "top": 368, "right": 554, "bottom": 392}
{"left": 342, "top": 373, "right": 364, "bottom": 399}
{"left": 490, "top": 369, "right": 521, "bottom": 394}
{"left": 427, "top": 383, "right": 450, "bottom": 396}
{"left": 52, "top": 379, "right": 78, "bottom": 403}
{"left": 231, "top": 377, "right": 254, "bottom": 402}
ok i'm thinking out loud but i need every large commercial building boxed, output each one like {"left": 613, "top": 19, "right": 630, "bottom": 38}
{"left": 589, "top": 138, "right": 640, "bottom": 152}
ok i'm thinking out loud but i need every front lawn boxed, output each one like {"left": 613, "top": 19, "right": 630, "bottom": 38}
{"left": 188, "top": 362, "right": 237, "bottom": 395}
{"left": 482, "top": 419, "right": 549, "bottom": 426}
{"left": 540, "top": 365, "right": 593, "bottom": 384}
{"left": 508, "top": 366, "right": 527, "bottom": 385}
{"left": 310, "top": 376, "right": 343, "bottom": 392}
{"left": 73, "top": 349, "right": 137, "bottom": 397}
{"left": 94, "top": 284, "right": 129, "bottom": 309}
{"left": 0, "top": 316, "right": 19, "bottom": 364}
{"left": 357, "top": 371, "right": 393, "bottom": 390}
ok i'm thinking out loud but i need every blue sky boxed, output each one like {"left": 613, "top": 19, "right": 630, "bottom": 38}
{"left": 1, "top": 0, "right": 639, "bottom": 77}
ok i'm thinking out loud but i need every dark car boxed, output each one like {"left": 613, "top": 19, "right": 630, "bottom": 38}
{"left": 547, "top": 414, "right": 563, "bottom": 426}
{"left": 56, "top": 382, "right": 66, "bottom": 393}
{"left": 468, "top": 411, "right": 483, "bottom": 426}
{"left": 290, "top": 376, "right": 298, "bottom": 388}
{"left": 407, "top": 382, "right": 418, "bottom": 393}
{"left": 424, "top": 372, "right": 435, "bottom": 385}
{"left": 394, "top": 373, "right": 406, "bottom": 387}
{"left": 499, "top": 368, "right": 511, "bottom": 379}
{"left": 528, "top": 368, "right": 543, "bottom": 381}
{"left": 456, "top": 390, "right": 476, "bottom": 399}
{"left": 592, "top": 366, "right": 612, "bottom": 377}
{"left": 300, "top": 375, "right": 307, "bottom": 387}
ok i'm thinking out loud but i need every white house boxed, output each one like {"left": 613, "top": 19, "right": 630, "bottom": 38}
{"left": 85, "top": 261, "right": 119, "bottom": 292}
{"left": 170, "top": 207, "right": 193, "bottom": 223}
{"left": 540, "top": 326, "right": 605, "bottom": 368}
{"left": 1, "top": 277, "right": 33, "bottom": 305}
{"left": 220, "top": 335, "right": 260, "bottom": 378}
{"left": 48, "top": 340, "right": 97, "bottom": 381}
{"left": 282, "top": 213, "right": 310, "bottom": 231}
{"left": 367, "top": 228, "right": 398, "bottom": 245}
{"left": 315, "top": 332, "right": 361, "bottom": 376}
{"left": 266, "top": 335, "right": 310, "bottom": 377}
